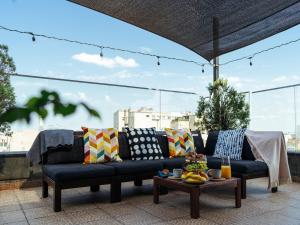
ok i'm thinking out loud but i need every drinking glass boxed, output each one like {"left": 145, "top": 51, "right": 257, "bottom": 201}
{"left": 221, "top": 156, "right": 231, "bottom": 179}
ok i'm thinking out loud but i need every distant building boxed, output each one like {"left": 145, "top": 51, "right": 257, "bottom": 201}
{"left": 0, "top": 129, "right": 39, "bottom": 152}
{"left": 114, "top": 109, "right": 130, "bottom": 131}
{"left": 113, "top": 107, "right": 196, "bottom": 131}
{"left": 170, "top": 115, "right": 198, "bottom": 130}
{"left": 0, "top": 134, "right": 11, "bottom": 152}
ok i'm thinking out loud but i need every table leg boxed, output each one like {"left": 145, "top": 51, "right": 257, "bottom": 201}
{"left": 153, "top": 179, "right": 159, "bottom": 204}
{"left": 235, "top": 179, "right": 241, "bottom": 208}
{"left": 190, "top": 188, "right": 200, "bottom": 219}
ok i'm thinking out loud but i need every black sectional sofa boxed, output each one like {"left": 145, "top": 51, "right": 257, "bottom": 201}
{"left": 42, "top": 130, "right": 274, "bottom": 212}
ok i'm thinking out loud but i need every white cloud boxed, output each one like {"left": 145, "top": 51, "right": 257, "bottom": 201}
{"left": 62, "top": 92, "right": 88, "bottom": 101}
{"left": 77, "top": 74, "right": 107, "bottom": 82}
{"left": 224, "top": 76, "right": 243, "bottom": 88}
{"left": 104, "top": 95, "right": 120, "bottom": 107}
{"left": 221, "top": 75, "right": 255, "bottom": 90}
{"left": 272, "top": 75, "right": 300, "bottom": 83}
{"left": 104, "top": 95, "right": 111, "bottom": 102}
{"left": 139, "top": 46, "right": 152, "bottom": 53}
{"left": 272, "top": 76, "right": 287, "bottom": 82}
{"left": 113, "top": 70, "right": 153, "bottom": 79}
{"left": 72, "top": 53, "right": 139, "bottom": 69}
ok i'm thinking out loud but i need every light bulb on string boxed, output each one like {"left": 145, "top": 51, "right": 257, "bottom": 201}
{"left": 156, "top": 56, "right": 160, "bottom": 66}
{"left": 201, "top": 64, "right": 205, "bottom": 73}
{"left": 249, "top": 57, "right": 253, "bottom": 66}
{"left": 29, "top": 32, "right": 36, "bottom": 42}
{"left": 100, "top": 47, "right": 104, "bottom": 58}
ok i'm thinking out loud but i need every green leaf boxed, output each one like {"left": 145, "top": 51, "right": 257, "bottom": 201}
{"left": 0, "top": 89, "right": 101, "bottom": 124}
{"left": 0, "top": 107, "right": 31, "bottom": 123}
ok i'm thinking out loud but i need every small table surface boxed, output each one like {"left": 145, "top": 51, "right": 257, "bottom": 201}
{"left": 154, "top": 176, "right": 240, "bottom": 191}
{"left": 153, "top": 176, "right": 241, "bottom": 219}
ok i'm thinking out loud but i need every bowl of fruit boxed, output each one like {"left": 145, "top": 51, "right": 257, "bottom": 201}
{"left": 181, "top": 171, "right": 209, "bottom": 184}
{"left": 183, "top": 152, "right": 208, "bottom": 172}
{"left": 181, "top": 152, "right": 208, "bottom": 184}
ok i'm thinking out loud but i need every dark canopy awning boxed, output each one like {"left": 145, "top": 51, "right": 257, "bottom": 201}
{"left": 69, "top": 0, "right": 300, "bottom": 61}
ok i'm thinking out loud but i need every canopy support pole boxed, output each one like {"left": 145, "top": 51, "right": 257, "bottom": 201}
{"left": 213, "top": 17, "right": 219, "bottom": 81}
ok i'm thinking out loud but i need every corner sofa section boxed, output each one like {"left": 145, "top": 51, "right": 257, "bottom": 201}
{"left": 202, "top": 131, "right": 274, "bottom": 198}
{"left": 42, "top": 131, "right": 204, "bottom": 212}
{"left": 42, "top": 130, "right": 273, "bottom": 212}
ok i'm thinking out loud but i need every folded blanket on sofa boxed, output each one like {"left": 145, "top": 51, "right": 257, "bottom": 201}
{"left": 245, "top": 130, "right": 292, "bottom": 189}
{"left": 27, "top": 129, "right": 74, "bottom": 165}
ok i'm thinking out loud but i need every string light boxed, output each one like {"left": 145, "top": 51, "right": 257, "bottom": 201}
{"left": 0, "top": 25, "right": 299, "bottom": 69}
{"left": 0, "top": 25, "right": 208, "bottom": 68}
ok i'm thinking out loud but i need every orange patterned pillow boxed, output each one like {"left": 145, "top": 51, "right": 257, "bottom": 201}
{"left": 165, "top": 128, "right": 195, "bottom": 158}
{"left": 82, "top": 127, "right": 122, "bottom": 163}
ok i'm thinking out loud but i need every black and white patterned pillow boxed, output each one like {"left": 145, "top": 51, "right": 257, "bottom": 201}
{"left": 213, "top": 129, "right": 246, "bottom": 160}
{"left": 124, "top": 127, "right": 164, "bottom": 160}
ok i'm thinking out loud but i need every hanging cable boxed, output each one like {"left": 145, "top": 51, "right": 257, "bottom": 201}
{"left": 0, "top": 25, "right": 209, "bottom": 67}
{"left": 0, "top": 25, "right": 299, "bottom": 68}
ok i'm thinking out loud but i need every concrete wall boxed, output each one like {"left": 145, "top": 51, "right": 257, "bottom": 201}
{"left": 288, "top": 152, "right": 300, "bottom": 182}
{"left": 0, "top": 151, "right": 41, "bottom": 181}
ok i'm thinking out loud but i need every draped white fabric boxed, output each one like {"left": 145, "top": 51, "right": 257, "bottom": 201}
{"left": 245, "top": 130, "right": 292, "bottom": 189}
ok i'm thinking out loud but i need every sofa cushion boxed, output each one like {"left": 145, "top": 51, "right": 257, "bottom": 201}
{"left": 118, "top": 132, "right": 131, "bottom": 160}
{"left": 205, "top": 131, "right": 219, "bottom": 156}
{"left": 165, "top": 128, "right": 195, "bottom": 157}
{"left": 156, "top": 133, "right": 169, "bottom": 158}
{"left": 124, "top": 127, "right": 164, "bottom": 160}
{"left": 207, "top": 156, "right": 268, "bottom": 174}
{"left": 192, "top": 131, "right": 205, "bottom": 154}
{"left": 160, "top": 157, "right": 186, "bottom": 170}
{"left": 242, "top": 137, "right": 255, "bottom": 160}
{"left": 46, "top": 135, "right": 84, "bottom": 164}
{"left": 43, "top": 163, "right": 115, "bottom": 182}
{"left": 105, "top": 160, "right": 163, "bottom": 175}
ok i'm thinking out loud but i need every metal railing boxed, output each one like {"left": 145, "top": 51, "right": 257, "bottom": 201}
{"left": 1, "top": 73, "right": 299, "bottom": 152}
{"left": 249, "top": 83, "right": 300, "bottom": 152}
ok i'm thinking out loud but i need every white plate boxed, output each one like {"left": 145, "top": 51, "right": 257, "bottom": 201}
{"left": 168, "top": 176, "right": 182, "bottom": 180}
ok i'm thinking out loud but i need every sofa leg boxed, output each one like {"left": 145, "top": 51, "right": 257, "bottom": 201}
{"left": 241, "top": 177, "right": 247, "bottom": 199}
{"left": 134, "top": 179, "right": 143, "bottom": 186}
{"left": 271, "top": 187, "right": 278, "bottom": 193}
{"left": 53, "top": 185, "right": 62, "bottom": 212}
{"left": 111, "top": 181, "right": 121, "bottom": 203}
{"left": 90, "top": 185, "right": 100, "bottom": 192}
{"left": 42, "top": 180, "right": 48, "bottom": 198}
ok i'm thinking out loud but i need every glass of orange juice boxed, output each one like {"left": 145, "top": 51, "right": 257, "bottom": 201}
{"left": 221, "top": 156, "right": 231, "bottom": 179}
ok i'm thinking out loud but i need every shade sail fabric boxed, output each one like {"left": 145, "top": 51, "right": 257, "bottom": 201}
{"left": 69, "top": 0, "right": 300, "bottom": 61}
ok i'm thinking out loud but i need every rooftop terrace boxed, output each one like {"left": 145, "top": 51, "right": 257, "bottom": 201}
{"left": 1, "top": 178, "right": 300, "bottom": 225}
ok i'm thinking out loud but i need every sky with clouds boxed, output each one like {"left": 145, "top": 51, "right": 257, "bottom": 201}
{"left": 0, "top": 0, "right": 299, "bottom": 133}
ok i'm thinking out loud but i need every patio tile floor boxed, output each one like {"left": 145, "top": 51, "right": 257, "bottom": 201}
{"left": 0, "top": 178, "right": 300, "bottom": 225}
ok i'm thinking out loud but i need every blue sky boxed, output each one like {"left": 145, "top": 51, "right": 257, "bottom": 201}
{"left": 0, "top": 0, "right": 300, "bottom": 132}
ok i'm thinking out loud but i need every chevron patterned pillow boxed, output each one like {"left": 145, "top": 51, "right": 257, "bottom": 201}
{"left": 165, "top": 128, "right": 195, "bottom": 158}
{"left": 82, "top": 127, "right": 122, "bottom": 164}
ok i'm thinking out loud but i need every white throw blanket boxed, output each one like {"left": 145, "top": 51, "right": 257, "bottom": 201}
{"left": 245, "top": 130, "right": 292, "bottom": 189}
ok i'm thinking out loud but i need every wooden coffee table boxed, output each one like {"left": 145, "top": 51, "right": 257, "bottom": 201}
{"left": 153, "top": 176, "right": 241, "bottom": 219}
